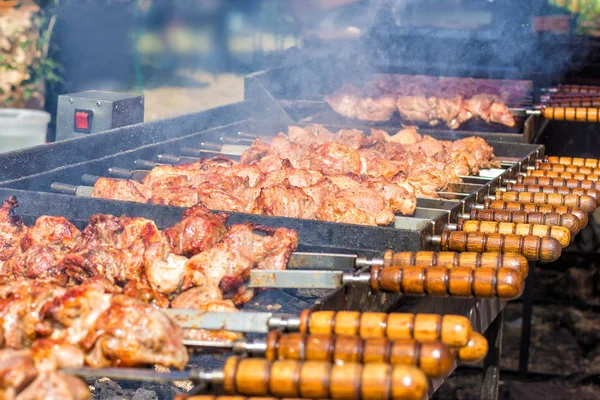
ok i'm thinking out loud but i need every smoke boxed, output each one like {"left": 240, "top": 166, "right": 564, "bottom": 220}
{"left": 359, "top": 1, "right": 593, "bottom": 84}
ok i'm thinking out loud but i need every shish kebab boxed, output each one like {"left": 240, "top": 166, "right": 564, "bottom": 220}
{"left": 0, "top": 197, "right": 504, "bottom": 346}
{"left": 65, "top": 357, "right": 430, "bottom": 400}
{"left": 0, "top": 277, "right": 481, "bottom": 399}
{"left": 0, "top": 197, "right": 528, "bottom": 306}
{"left": 49, "top": 125, "right": 593, "bottom": 231}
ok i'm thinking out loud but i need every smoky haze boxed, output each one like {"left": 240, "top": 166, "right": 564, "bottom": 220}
{"left": 293, "top": 0, "right": 594, "bottom": 86}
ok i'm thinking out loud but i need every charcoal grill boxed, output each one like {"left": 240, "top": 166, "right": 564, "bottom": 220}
{"left": 244, "top": 58, "right": 545, "bottom": 143}
{"left": 1, "top": 187, "right": 504, "bottom": 398}
{"left": 0, "top": 110, "right": 545, "bottom": 255}
{"left": 0, "top": 104, "right": 548, "bottom": 398}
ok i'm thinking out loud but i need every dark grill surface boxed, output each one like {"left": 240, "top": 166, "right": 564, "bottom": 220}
{"left": 244, "top": 60, "right": 542, "bottom": 143}
{"left": 0, "top": 102, "right": 543, "bottom": 398}
{"left": 0, "top": 113, "right": 544, "bottom": 254}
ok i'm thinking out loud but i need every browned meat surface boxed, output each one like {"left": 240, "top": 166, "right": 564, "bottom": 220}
{"left": 332, "top": 187, "right": 395, "bottom": 225}
{"left": 325, "top": 75, "right": 526, "bottom": 129}
{"left": 324, "top": 83, "right": 397, "bottom": 122}
{"left": 309, "top": 142, "right": 361, "bottom": 175}
{"left": 164, "top": 205, "right": 228, "bottom": 257}
{"left": 315, "top": 197, "right": 377, "bottom": 226}
{"left": 91, "top": 177, "right": 151, "bottom": 203}
{"left": 182, "top": 223, "right": 297, "bottom": 304}
{"left": 252, "top": 184, "right": 316, "bottom": 219}
{"left": 0, "top": 198, "right": 27, "bottom": 274}
{"left": 0, "top": 278, "right": 188, "bottom": 370}
{"left": 89, "top": 125, "right": 495, "bottom": 225}
{"left": 0, "top": 343, "right": 91, "bottom": 400}
{"left": 0, "top": 198, "right": 298, "bottom": 314}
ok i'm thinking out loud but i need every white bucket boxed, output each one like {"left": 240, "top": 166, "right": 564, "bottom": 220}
{"left": 0, "top": 108, "right": 51, "bottom": 153}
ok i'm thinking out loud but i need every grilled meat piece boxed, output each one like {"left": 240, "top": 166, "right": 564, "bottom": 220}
{"left": 182, "top": 223, "right": 297, "bottom": 304}
{"left": 252, "top": 183, "right": 316, "bottom": 219}
{"left": 315, "top": 197, "right": 378, "bottom": 226}
{"left": 91, "top": 177, "right": 151, "bottom": 203}
{"left": 88, "top": 125, "right": 494, "bottom": 224}
{"left": 0, "top": 198, "right": 299, "bottom": 313}
{"left": 0, "top": 278, "right": 189, "bottom": 369}
{"left": 325, "top": 75, "right": 522, "bottom": 128}
{"left": 0, "top": 343, "right": 91, "bottom": 400}
{"left": 0, "top": 198, "right": 27, "bottom": 273}
{"left": 324, "top": 83, "right": 397, "bottom": 122}
{"left": 309, "top": 142, "right": 362, "bottom": 175}
{"left": 332, "top": 187, "right": 395, "bottom": 225}
{"left": 163, "top": 205, "right": 228, "bottom": 257}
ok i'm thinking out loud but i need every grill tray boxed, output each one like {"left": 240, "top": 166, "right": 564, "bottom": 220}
{"left": 244, "top": 59, "right": 545, "bottom": 143}
{"left": 0, "top": 187, "right": 504, "bottom": 398}
{"left": 0, "top": 115, "right": 544, "bottom": 254}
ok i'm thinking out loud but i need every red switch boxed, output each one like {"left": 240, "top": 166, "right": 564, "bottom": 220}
{"left": 74, "top": 110, "right": 92, "bottom": 133}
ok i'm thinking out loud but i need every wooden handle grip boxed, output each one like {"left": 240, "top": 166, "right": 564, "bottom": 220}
{"left": 536, "top": 162, "right": 600, "bottom": 175}
{"left": 457, "top": 219, "right": 571, "bottom": 247}
{"left": 494, "top": 190, "right": 597, "bottom": 213}
{"left": 544, "top": 156, "right": 600, "bottom": 168}
{"left": 517, "top": 175, "right": 598, "bottom": 190}
{"left": 467, "top": 208, "right": 580, "bottom": 235}
{"left": 527, "top": 169, "right": 600, "bottom": 181}
{"left": 505, "top": 182, "right": 600, "bottom": 201}
{"left": 547, "top": 98, "right": 600, "bottom": 107}
{"left": 485, "top": 199, "right": 589, "bottom": 228}
{"left": 554, "top": 84, "right": 600, "bottom": 94}
{"left": 438, "top": 230, "right": 561, "bottom": 263}
{"left": 542, "top": 106, "right": 600, "bottom": 122}
{"left": 298, "top": 311, "right": 472, "bottom": 348}
{"left": 222, "top": 356, "right": 429, "bottom": 400}
{"left": 456, "top": 332, "right": 489, "bottom": 364}
{"left": 369, "top": 266, "right": 523, "bottom": 299}
{"left": 179, "top": 397, "right": 277, "bottom": 400}
{"left": 266, "top": 332, "right": 453, "bottom": 378}
{"left": 382, "top": 250, "right": 528, "bottom": 278}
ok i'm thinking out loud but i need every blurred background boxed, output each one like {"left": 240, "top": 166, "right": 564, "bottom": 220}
{"left": 2, "top": 0, "right": 600, "bottom": 137}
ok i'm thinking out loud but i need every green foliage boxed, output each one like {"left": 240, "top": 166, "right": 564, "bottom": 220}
{"left": 0, "top": 9, "right": 62, "bottom": 107}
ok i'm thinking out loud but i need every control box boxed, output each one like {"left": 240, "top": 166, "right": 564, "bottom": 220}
{"left": 56, "top": 91, "right": 144, "bottom": 141}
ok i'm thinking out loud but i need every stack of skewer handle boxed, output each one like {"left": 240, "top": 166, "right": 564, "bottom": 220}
{"left": 537, "top": 84, "right": 600, "bottom": 122}
{"left": 437, "top": 159, "right": 599, "bottom": 262}
{"left": 175, "top": 310, "right": 489, "bottom": 400}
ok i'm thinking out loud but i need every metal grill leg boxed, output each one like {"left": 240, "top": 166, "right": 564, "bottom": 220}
{"left": 481, "top": 311, "right": 504, "bottom": 400}
{"left": 518, "top": 262, "right": 536, "bottom": 377}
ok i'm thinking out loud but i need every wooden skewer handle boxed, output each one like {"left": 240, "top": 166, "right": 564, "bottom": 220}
{"left": 265, "top": 332, "right": 453, "bottom": 378}
{"left": 547, "top": 98, "right": 600, "bottom": 107}
{"left": 543, "top": 156, "right": 600, "bottom": 168}
{"left": 369, "top": 265, "right": 523, "bottom": 300}
{"left": 493, "top": 190, "right": 597, "bottom": 213}
{"left": 485, "top": 199, "right": 589, "bottom": 228}
{"left": 517, "top": 175, "right": 598, "bottom": 190}
{"left": 438, "top": 229, "right": 562, "bottom": 263}
{"left": 298, "top": 310, "right": 473, "bottom": 348}
{"left": 381, "top": 250, "right": 528, "bottom": 278}
{"left": 541, "top": 106, "right": 600, "bottom": 122}
{"left": 222, "top": 356, "right": 429, "bottom": 400}
{"left": 456, "top": 219, "right": 571, "bottom": 247}
{"left": 466, "top": 208, "right": 580, "bottom": 234}
{"left": 527, "top": 168, "right": 600, "bottom": 181}
{"left": 536, "top": 162, "right": 600, "bottom": 176}
{"left": 505, "top": 182, "right": 600, "bottom": 201}
{"left": 553, "top": 84, "right": 600, "bottom": 94}
{"left": 454, "top": 332, "right": 489, "bottom": 364}
{"left": 178, "top": 397, "right": 277, "bottom": 400}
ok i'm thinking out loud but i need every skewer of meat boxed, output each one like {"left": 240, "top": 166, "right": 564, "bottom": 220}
{"left": 0, "top": 198, "right": 298, "bottom": 311}
{"left": 87, "top": 126, "right": 497, "bottom": 226}
{"left": 324, "top": 75, "right": 525, "bottom": 128}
